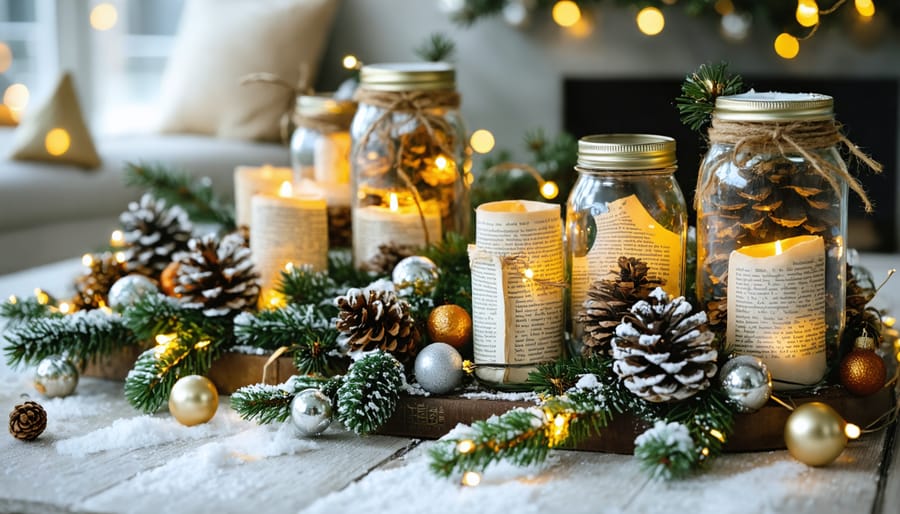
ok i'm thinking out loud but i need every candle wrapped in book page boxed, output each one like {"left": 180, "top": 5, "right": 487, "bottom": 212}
{"left": 726, "top": 235, "right": 826, "bottom": 389}
{"left": 251, "top": 181, "right": 328, "bottom": 308}
{"left": 469, "top": 200, "right": 565, "bottom": 387}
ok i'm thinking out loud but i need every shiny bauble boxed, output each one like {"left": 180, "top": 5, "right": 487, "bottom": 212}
{"left": 392, "top": 256, "right": 438, "bottom": 294}
{"left": 290, "top": 388, "right": 333, "bottom": 437}
{"left": 414, "top": 342, "right": 464, "bottom": 395}
{"left": 427, "top": 305, "right": 473, "bottom": 350}
{"left": 33, "top": 356, "right": 79, "bottom": 398}
{"left": 168, "top": 375, "right": 219, "bottom": 426}
{"left": 718, "top": 355, "right": 772, "bottom": 413}
{"left": 784, "top": 402, "right": 847, "bottom": 467}
{"left": 108, "top": 274, "right": 158, "bottom": 310}
{"left": 159, "top": 261, "right": 181, "bottom": 297}
{"left": 839, "top": 335, "right": 886, "bottom": 396}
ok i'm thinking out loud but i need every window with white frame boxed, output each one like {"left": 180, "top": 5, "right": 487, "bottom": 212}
{"left": 0, "top": 0, "right": 57, "bottom": 121}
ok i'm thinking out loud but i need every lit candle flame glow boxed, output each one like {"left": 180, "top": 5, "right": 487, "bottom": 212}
{"left": 389, "top": 193, "right": 399, "bottom": 212}
{"left": 279, "top": 181, "right": 293, "bottom": 197}
{"left": 774, "top": 240, "right": 783, "bottom": 256}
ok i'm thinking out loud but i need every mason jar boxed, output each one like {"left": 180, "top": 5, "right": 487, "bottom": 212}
{"left": 567, "top": 134, "right": 687, "bottom": 357}
{"left": 350, "top": 62, "right": 470, "bottom": 269}
{"left": 697, "top": 92, "right": 847, "bottom": 389}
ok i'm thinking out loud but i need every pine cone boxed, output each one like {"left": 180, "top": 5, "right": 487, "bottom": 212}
{"left": 72, "top": 252, "right": 127, "bottom": 310}
{"left": 336, "top": 288, "right": 419, "bottom": 359}
{"left": 119, "top": 194, "right": 192, "bottom": 279}
{"left": 363, "top": 242, "right": 418, "bottom": 274}
{"left": 9, "top": 401, "right": 47, "bottom": 441}
{"left": 577, "top": 257, "right": 663, "bottom": 356}
{"left": 611, "top": 288, "right": 717, "bottom": 403}
{"left": 174, "top": 233, "right": 260, "bottom": 317}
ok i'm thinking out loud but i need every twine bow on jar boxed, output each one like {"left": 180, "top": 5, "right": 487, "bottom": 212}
{"left": 241, "top": 66, "right": 313, "bottom": 144}
{"left": 702, "top": 117, "right": 883, "bottom": 212}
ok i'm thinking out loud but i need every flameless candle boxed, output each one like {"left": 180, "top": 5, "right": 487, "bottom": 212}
{"left": 234, "top": 165, "right": 292, "bottom": 229}
{"left": 727, "top": 235, "right": 827, "bottom": 389}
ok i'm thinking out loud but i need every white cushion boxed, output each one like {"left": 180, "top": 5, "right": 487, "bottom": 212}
{"left": 156, "top": 0, "right": 339, "bottom": 142}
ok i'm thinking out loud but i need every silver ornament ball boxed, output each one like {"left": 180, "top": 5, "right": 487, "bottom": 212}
{"left": 719, "top": 355, "right": 773, "bottom": 413}
{"left": 414, "top": 342, "right": 464, "bottom": 395}
{"left": 290, "top": 388, "right": 333, "bottom": 437}
{"left": 392, "top": 256, "right": 439, "bottom": 294}
{"left": 108, "top": 274, "right": 158, "bottom": 310}
{"left": 34, "top": 355, "right": 79, "bottom": 398}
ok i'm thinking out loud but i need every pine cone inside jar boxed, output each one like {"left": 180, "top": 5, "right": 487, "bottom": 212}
{"left": 119, "top": 193, "right": 192, "bottom": 279}
{"left": 611, "top": 288, "right": 717, "bottom": 403}
{"left": 174, "top": 233, "right": 260, "bottom": 317}
{"left": 9, "top": 401, "right": 47, "bottom": 441}
{"left": 577, "top": 257, "right": 663, "bottom": 356}
{"left": 363, "top": 242, "right": 418, "bottom": 275}
{"left": 336, "top": 288, "right": 420, "bottom": 360}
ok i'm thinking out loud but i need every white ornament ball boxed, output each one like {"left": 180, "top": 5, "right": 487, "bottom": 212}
{"left": 291, "top": 388, "right": 333, "bottom": 437}
{"left": 503, "top": 0, "right": 535, "bottom": 28}
{"left": 34, "top": 355, "right": 79, "bottom": 398}
{"left": 414, "top": 342, "right": 464, "bottom": 395}
{"left": 392, "top": 256, "right": 439, "bottom": 294}
{"left": 108, "top": 274, "right": 158, "bottom": 310}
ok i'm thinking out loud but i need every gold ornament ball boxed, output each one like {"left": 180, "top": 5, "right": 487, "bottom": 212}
{"left": 839, "top": 350, "right": 886, "bottom": 396}
{"left": 427, "top": 305, "right": 473, "bottom": 349}
{"left": 168, "top": 375, "right": 219, "bottom": 426}
{"left": 784, "top": 402, "right": 847, "bottom": 467}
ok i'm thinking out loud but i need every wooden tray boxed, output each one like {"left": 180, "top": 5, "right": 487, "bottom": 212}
{"left": 84, "top": 347, "right": 894, "bottom": 453}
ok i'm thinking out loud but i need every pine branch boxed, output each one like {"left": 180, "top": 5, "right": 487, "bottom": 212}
{"left": 336, "top": 352, "right": 405, "bottom": 435}
{"left": 277, "top": 265, "right": 339, "bottom": 312}
{"left": 676, "top": 62, "right": 745, "bottom": 134}
{"left": 124, "top": 161, "right": 236, "bottom": 230}
{"left": 0, "top": 295, "right": 60, "bottom": 329}
{"left": 291, "top": 329, "right": 349, "bottom": 377}
{"left": 421, "top": 232, "right": 473, "bottom": 311}
{"left": 526, "top": 355, "right": 606, "bottom": 395}
{"left": 415, "top": 32, "right": 456, "bottom": 62}
{"left": 124, "top": 333, "right": 219, "bottom": 413}
{"left": 634, "top": 420, "right": 698, "bottom": 481}
{"left": 122, "top": 293, "right": 233, "bottom": 344}
{"left": 233, "top": 304, "right": 331, "bottom": 351}
{"left": 230, "top": 375, "right": 333, "bottom": 424}
{"left": 3, "top": 310, "right": 138, "bottom": 368}
{"left": 328, "top": 252, "right": 380, "bottom": 290}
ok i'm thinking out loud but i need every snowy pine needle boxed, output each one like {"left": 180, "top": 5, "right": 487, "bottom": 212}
{"left": 634, "top": 421, "right": 696, "bottom": 481}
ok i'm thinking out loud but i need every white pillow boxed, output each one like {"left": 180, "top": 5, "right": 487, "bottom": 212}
{"left": 156, "top": 0, "right": 339, "bottom": 142}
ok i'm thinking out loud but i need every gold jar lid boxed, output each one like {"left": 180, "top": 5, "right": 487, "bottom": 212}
{"left": 296, "top": 94, "right": 357, "bottom": 118}
{"left": 577, "top": 134, "right": 677, "bottom": 170}
{"left": 359, "top": 62, "right": 455, "bottom": 91}
{"left": 715, "top": 92, "right": 834, "bottom": 122}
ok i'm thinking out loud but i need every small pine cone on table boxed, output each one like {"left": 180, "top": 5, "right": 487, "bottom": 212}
{"left": 336, "top": 288, "right": 420, "bottom": 361}
{"left": 9, "top": 401, "right": 47, "bottom": 441}
{"left": 73, "top": 252, "right": 127, "bottom": 310}
{"left": 611, "top": 288, "right": 717, "bottom": 403}
{"left": 119, "top": 193, "right": 192, "bottom": 279}
{"left": 174, "top": 233, "right": 260, "bottom": 317}
{"left": 577, "top": 257, "right": 663, "bottom": 357}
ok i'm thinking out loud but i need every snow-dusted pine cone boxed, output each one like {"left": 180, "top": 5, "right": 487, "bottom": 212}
{"left": 577, "top": 257, "right": 663, "bottom": 356}
{"left": 72, "top": 252, "right": 127, "bottom": 310}
{"left": 119, "top": 193, "right": 192, "bottom": 279}
{"left": 8, "top": 401, "right": 47, "bottom": 441}
{"left": 611, "top": 288, "right": 717, "bottom": 403}
{"left": 336, "top": 288, "right": 420, "bottom": 360}
{"left": 174, "top": 233, "right": 260, "bottom": 317}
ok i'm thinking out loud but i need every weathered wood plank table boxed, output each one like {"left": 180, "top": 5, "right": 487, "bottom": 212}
{"left": 1, "top": 255, "right": 898, "bottom": 514}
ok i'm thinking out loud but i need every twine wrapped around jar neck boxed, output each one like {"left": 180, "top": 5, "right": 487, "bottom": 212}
{"left": 702, "top": 116, "right": 882, "bottom": 212}
{"left": 294, "top": 109, "right": 356, "bottom": 135}
{"left": 351, "top": 87, "right": 462, "bottom": 246}
{"left": 241, "top": 67, "right": 313, "bottom": 144}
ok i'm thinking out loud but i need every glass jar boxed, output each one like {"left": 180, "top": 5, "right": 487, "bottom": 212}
{"left": 567, "top": 134, "right": 687, "bottom": 357}
{"left": 697, "top": 92, "right": 847, "bottom": 389}
{"left": 350, "top": 62, "right": 470, "bottom": 269}
{"left": 290, "top": 94, "right": 356, "bottom": 247}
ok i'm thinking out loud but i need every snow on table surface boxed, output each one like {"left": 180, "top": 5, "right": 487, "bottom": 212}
{"left": 0, "top": 256, "right": 898, "bottom": 514}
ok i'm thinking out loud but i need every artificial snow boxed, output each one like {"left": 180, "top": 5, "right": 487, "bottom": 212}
{"left": 459, "top": 390, "right": 540, "bottom": 403}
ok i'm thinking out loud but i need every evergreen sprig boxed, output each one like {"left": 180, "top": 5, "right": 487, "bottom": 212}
{"left": 233, "top": 304, "right": 330, "bottom": 351}
{"left": 124, "top": 162, "right": 236, "bottom": 230}
{"left": 291, "top": 330, "right": 349, "bottom": 377}
{"left": 230, "top": 375, "right": 333, "bottom": 424}
{"left": 336, "top": 352, "right": 405, "bottom": 435}
{"left": 122, "top": 293, "right": 231, "bottom": 343}
{"left": 415, "top": 32, "right": 457, "bottom": 62}
{"left": 328, "top": 252, "right": 380, "bottom": 289}
{"left": 421, "top": 232, "right": 473, "bottom": 311}
{"left": 0, "top": 295, "right": 60, "bottom": 329}
{"left": 276, "top": 265, "right": 339, "bottom": 312}
{"left": 634, "top": 421, "right": 697, "bottom": 481}
{"left": 676, "top": 62, "right": 745, "bottom": 133}
{"left": 124, "top": 334, "right": 219, "bottom": 413}
{"left": 3, "top": 310, "right": 138, "bottom": 368}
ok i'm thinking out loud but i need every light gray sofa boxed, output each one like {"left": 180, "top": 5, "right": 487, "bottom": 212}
{"left": 0, "top": 127, "right": 289, "bottom": 274}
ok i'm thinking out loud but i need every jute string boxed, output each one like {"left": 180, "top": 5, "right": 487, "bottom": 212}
{"left": 241, "top": 65, "right": 312, "bottom": 143}
{"left": 351, "top": 87, "right": 461, "bottom": 245}
{"left": 294, "top": 108, "right": 356, "bottom": 135}
{"left": 701, "top": 117, "right": 882, "bottom": 212}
